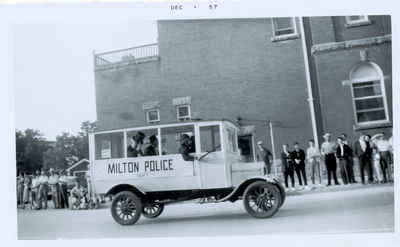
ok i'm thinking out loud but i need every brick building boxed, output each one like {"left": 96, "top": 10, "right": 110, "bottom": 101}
{"left": 93, "top": 16, "right": 392, "bottom": 163}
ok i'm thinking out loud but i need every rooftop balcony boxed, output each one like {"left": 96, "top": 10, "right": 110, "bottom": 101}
{"left": 94, "top": 43, "right": 159, "bottom": 70}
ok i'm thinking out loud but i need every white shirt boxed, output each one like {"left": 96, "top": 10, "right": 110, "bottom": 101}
{"left": 38, "top": 175, "right": 49, "bottom": 184}
{"left": 306, "top": 146, "right": 320, "bottom": 161}
{"left": 339, "top": 144, "right": 344, "bottom": 156}
{"left": 376, "top": 139, "right": 390, "bottom": 152}
{"left": 359, "top": 139, "right": 366, "bottom": 152}
{"left": 48, "top": 174, "right": 59, "bottom": 185}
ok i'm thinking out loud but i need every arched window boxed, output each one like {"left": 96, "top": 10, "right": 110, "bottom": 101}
{"left": 349, "top": 62, "right": 389, "bottom": 125}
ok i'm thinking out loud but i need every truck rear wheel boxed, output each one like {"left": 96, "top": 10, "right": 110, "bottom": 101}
{"left": 142, "top": 203, "right": 164, "bottom": 218}
{"left": 111, "top": 191, "right": 142, "bottom": 225}
{"left": 243, "top": 181, "right": 281, "bottom": 218}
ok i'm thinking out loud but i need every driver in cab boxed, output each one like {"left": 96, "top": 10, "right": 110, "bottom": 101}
{"left": 179, "top": 134, "right": 197, "bottom": 161}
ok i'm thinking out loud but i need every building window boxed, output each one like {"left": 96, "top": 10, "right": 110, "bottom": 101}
{"left": 350, "top": 62, "right": 389, "bottom": 125}
{"left": 271, "top": 17, "right": 299, "bottom": 42}
{"left": 146, "top": 109, "right": 160, "bottom": 123}
{"left": 345, "top": 16, "right": 371, "bottom": 28}
{"left": 177, "top": 104, "right": 191, "bottom": 121}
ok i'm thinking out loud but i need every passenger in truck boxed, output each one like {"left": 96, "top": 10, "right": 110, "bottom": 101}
{"left": 179, "top": 134, "right": 196, "bottom": 161}
{"left": 144, "top": 135, "right": 159, "bottom": 156}
{"left": 127, "top": 132, "right": 145, "bottom": 157}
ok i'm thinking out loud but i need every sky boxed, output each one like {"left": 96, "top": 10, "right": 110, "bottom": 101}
{"left": 14, "top": 20, "right": 158, "bottom": 141}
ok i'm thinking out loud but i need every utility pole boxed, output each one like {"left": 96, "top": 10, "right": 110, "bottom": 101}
{"left": 299, "top": 17, "right": 324, "bottom": 147}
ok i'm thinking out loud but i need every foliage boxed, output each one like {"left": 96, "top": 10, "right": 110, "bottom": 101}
{"left": 16, "top": 121, "right": 97, "bottom": 174}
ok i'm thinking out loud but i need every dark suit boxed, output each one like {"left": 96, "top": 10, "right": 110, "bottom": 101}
{"left": 336, "top": 144, "right": 353, "bottom": 185}
{"left": 354, "top": 140, "right": 373, "bottom": 183}
{"left": 291, "top": 149, "right": 307, "bottom": 186}
{"left": 281, "top": 151, "right": 295, "bottom": 188}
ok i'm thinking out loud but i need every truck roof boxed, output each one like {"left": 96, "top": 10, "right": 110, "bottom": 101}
{"left": 92, "top": 119, "right": 238, "bottom": 135}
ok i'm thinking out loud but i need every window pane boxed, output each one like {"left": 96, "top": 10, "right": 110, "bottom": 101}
{"left": 200, "top": 125, "right": 221, "bottom": 153}
{"left": 353, "top": 81, "right": 380, "bottom": 88}
{"left": 226, "top": 128, "right": 237, "bottom": 153}
{"left": 273, "top": 18, "right": 294, "bottom": 36}
{"left": 355, "top": 97, "right": 384, "bottom": 111}
{"left": 95, "top": 132, "right": 124, "bottom": 159}
{"left": 353, "top": 85, "right": 382, "bottom": 98}
{"left": 357, "top": 110, "right": 386, "bottom": 123}
{"left": 349, "top": 16, "right": 364, "bottom": 21}
{"left": 127, "top": 129, "right": 158, "bottom": 157}
{"left": 178, "top": 106, "right": 189, "bottom": 117}
{"left": 161, "top": 125, "right": 195, "bottom": 155}
{"left": 147, "top": 110, "right": 159, "bottom": 122}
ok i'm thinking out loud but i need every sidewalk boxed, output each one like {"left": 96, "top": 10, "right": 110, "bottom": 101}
{"left": 285, "top": 181, "right": 393, "bottom": 196}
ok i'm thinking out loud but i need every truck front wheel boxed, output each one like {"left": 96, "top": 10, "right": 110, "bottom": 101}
{"left": 243, "top": 181, "right": 281, "bottom": 218}
{"left": 111, "top": 191, "right": 142, "bottom": 225}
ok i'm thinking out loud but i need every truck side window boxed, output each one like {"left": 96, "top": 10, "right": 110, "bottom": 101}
{"left": 160, "top": 125, "right": 195, "bottom": 155}
{"left": 126, "top": 129, "right": 158, "bottom": 157}
{"left": 200, "top": 125, "right": 221, "bottom": 153}
{"left": 95, "top": 132, "right": 124, "bottom": 160}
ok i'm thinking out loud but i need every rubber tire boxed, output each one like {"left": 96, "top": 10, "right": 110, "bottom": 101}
{"left": 111, "top": 191, "right": 142, "bottom": 225}
{"left": 243, "top": 181, "right": 281, "bottom": 219}
{"left": 273, "top": 183, "right": 286, "bottom": 208}
{"left": 142, "top": 203, "right": 164, "bottom": 219}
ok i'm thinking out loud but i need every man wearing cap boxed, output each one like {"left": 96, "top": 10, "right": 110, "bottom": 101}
{"left": 179, "top": 134, "right": 196, "bottom": 161}
{"left": 292, "top": 142, "right": 307, "bottom": 187}
{"left": 340, "top": 133, "right": 356, "bottom": 183}
{"left": 257, "top": 141, "right": 273, "bottom": 175}
{"left": 321, "top": 133, "right": 340, "bottom": 186}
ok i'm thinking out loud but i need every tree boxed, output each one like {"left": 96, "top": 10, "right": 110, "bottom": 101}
{"left": 15, "top": 129, "right": 49, "bottom": 174}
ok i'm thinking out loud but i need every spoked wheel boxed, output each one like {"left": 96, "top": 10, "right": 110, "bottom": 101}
{"left": 142, "top": 203, "right": 164, "bottom": 218}
{"left": 243, "top": 181, "right": 282, "bottom": 218}
{"left": 111, "top": 191, "right": 142, "bottom": 225}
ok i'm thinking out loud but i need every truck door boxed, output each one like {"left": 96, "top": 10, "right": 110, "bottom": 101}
{"left": 196, "top": 123, "right": 228, "bottom": 189}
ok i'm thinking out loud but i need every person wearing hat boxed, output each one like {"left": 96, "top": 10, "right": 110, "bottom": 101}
{"left": 257, "top": 141, "right": 273, "bottom": 175}
{"left": 340, "top": 133, "right": 356, "bottom": 183}
{"left": 179, "top": 134, "right": 196, "bottom": 161}
{"left": 321, "top": 133, "right": 340, "bottom": 186}
{"left": 127, "top": 132, "right": 145, "bottom": 157}
{"left": 48, "top": 168, "right": 60, "bottom": 209}
{"left": 144, "top": 135, "right": 159, "bottom": 156}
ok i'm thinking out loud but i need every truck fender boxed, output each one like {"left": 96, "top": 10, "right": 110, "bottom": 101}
{"left": 216, "top": 176, "right": 286, "bottom": 205}
{"left": 106, "top": 184, "right": 146, "bottom": 198}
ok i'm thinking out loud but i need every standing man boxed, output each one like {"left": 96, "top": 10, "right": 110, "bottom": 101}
{"left": 37, "top": 170, "right": 49, "bottom": 210}
{"left": 58, "top": 170, "right": 69, "bottom": 209}
{"left": 257, "top": 141, "right": 273, "bottom": 176}
{"left": 321, "top": 133, "right": 340, "bottom": 186}
{"left": 48, "top": 168, "right": 60, "bottom": 209}
{"left": 336, "top": 137, "right": 353, "bottom": 185}
{"left": 292, "top": 142, "right": 307, "bottom": 188}
{"left": 30, "top": 171, "right": 40, "bottom": 209}
{"left": 340, "top": 133, "right": 356, "bottom": 183}
{"left": 376, "top": 132, "right": 392, "bottom": 183}
{"left": 307, "top": 139, "right": 321, "bottom": 185}
{"left": 281, "top": 144, "right": 295, "bottom": 190}
{"left": 354, "top": 133, "right": 373, "bottom": 184}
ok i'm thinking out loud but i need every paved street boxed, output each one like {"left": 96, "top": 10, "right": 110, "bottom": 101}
{"left": 18, "top": 184, "right": 394, "bottom": 239}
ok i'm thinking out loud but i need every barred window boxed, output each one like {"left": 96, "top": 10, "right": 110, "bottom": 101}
{"left": 146, "top": 109, "right": 160, "bottom": 123}
{"left": 177, "top": 104, "right": 191, "bottom": 121}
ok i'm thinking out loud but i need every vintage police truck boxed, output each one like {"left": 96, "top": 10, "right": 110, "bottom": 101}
{"left": 89, "top": 120, "right": 285, "bottom": 225}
